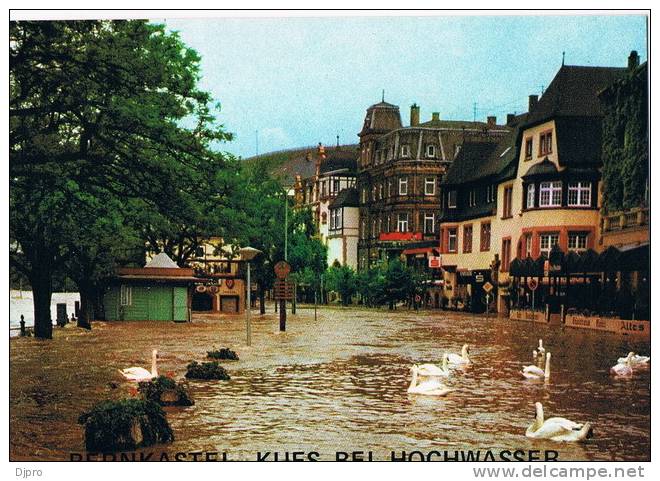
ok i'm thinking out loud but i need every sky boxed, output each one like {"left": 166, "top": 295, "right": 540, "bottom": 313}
{"left": 160, "top": 14, "right": 648, "bottom": 159}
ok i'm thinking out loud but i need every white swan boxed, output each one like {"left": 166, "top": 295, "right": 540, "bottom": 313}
{"left": 417, "top": 354, "right": 451, "bottom": 377}
{"left": 407, "top": 365, "right": 454, "bottom": 396}
{"left": 119, "top": 349, "right": 158, "bottom": 382}
{"left": 537, "top": 339, "right": 546, "bottom": 355}
{"left": 446, "top": 344, "right": 471, "bottom": 365}
{"left": 526, "top": 402, "right": 593, "bottom": 442}
{"left": 617, "top": 352, "right": 650, "bottom": 366}
{"left": 522, "top": 352, "right": 551, "bottom": 380}
{"left": 610, "top": 355, "right": 633, "bottom": 377}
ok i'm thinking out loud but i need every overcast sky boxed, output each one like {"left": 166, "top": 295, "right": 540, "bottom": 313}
{"left": 161, "top": 14, "right": 648, "bottom": 158}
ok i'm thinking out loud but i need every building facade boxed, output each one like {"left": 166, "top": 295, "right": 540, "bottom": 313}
{"left": 357, "top": 101, "right": 509, "bottom": 271}
{"left": 327, "top": 187, "right": 360, "bottom": 268}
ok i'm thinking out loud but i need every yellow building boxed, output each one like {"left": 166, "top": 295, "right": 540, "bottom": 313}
{"left": 439, "top": 60, "right": 631, "bottom": 314}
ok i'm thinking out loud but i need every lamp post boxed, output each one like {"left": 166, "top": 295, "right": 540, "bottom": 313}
{"left": 240, "top": 246, "right": 262, "bottom": 346}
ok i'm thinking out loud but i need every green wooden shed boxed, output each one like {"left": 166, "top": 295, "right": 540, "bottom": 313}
{"left": 104, "top": 253, "right": 197, "bottom": 322}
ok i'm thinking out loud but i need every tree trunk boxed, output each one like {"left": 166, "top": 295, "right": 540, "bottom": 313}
{"left": 259, "top": 288, "right": 266, "bottom": 315}
{"left": 31, "top": 271, "right": 53, "bottom": 339}
{"left": 77, "top": 286, "right": 94, "bottom": 330}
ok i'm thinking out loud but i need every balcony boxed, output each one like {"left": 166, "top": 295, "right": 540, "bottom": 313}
{"left": 602, "top": 207, "right": 648, "bottom": 232}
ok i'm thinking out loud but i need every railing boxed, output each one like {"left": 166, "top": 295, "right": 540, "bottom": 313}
{"left": 602, "top": 207, "right": 648, "bottom": 232}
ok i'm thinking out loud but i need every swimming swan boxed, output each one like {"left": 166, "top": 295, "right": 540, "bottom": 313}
{"left": 407, "top": 365, "right": 454, "bottom": 396}
{"left": 119, "top": 349, "right": 158, "bottom": 382}
{"left": 522, "top": 352, "right": 551, "bottom": 380}
{"left": 417, "top": 354, "right": 451, "bottom": 377}
{"left": 526, "top": 402, "right": 593, "bottom": 442}
{"left": 446, "top": 344, "right": 471, "bottom": 365}
{"left": 617, "top": 352, "right": 649, "bottom": 366}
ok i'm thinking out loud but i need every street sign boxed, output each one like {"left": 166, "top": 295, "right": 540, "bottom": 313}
{"left": 475, "top": 274, "right": 485, "bottom": 283}
{"left": 274, "top": 261, "right": 291, "bottom": 279}
{"left": 528, "top": 278, "right": 539, "bottom": 291}
{"left": 428, "top": 256, "right": 442, "bottom": 268}
{"left": 482, "top": 281, "right": 494, "bottom": 293}
{"left": 274, "top": 279, "right": 294, "bottom": 300}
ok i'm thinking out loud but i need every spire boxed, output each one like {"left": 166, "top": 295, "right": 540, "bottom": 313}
{"left": 562, "top": 51, "right": 565, "bottom": 66}
{"left": 382, "top": 89, "right": 385, "bottom": 102}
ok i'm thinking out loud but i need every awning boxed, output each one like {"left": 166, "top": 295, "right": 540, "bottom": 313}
{"left": 402, "top": 247, "right": 440, "bottom": 256}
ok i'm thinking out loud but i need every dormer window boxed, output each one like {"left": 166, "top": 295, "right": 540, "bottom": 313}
{"left": 401, "top": 145, "right": 411, "bottom": 158}
{"left": 468, "top": 189, "right": 476, "bottom": 207}
{"left": 524, "top": 138, "right": 533, "bottom": 160}
{"left": 486, "top": 184, "right": 496, "bottom": 203}
{"left": 448, "top": 190, "right": 457, "bottom": 209}
{"left": 426, "top": 144, "right": 437, "bottom": 158}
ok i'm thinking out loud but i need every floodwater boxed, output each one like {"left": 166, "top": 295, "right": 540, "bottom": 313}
{"left": 9, "top": 307, "right": 650, "bottom": 461}
{"left": 9, "top": 290, "right": 80, "bottom": 335}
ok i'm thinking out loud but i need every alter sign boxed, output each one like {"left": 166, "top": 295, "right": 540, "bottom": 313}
{"left": 274, "top": 261, "right": 291, "bottom": 279}
{"left": 482, "top": 281, "right": 494, "bottom": 293}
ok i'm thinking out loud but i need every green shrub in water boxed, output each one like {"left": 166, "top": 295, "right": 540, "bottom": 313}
{"left": 207, "top": 347, "right": 239, "bottom": 361}
{"left": 78, "top": 398, "right": 173, "bottom": 451}
{"left": 185, "top": 361, "right": 230, "bottom": 380}
{"left": 138, "top": 376, "right": 194, "bottom": 407}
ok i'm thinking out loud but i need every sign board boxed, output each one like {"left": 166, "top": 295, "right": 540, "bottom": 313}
{"left": 428, "top": 256, "right": 442, "bottom": 268}
{"left": 528, "top": 278, "right": 539, "bottom": 291}
{"left": 475, "top": 274, "right": 485, "bottom": 283}
{"left": 482, "top": 281, "right": 494, "bottom": 293}
{"left": 274, "top": 279, "right": 294, "bottom": 300}
{"left": 274, "top": 261, "right": 291, "bottom": 279}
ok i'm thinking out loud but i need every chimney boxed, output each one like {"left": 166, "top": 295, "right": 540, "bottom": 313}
{"left": 431, "top": 112, "right": 440, "bottom": 122}
{"left": 529, "top": 94, "right": 539, "bottom": 111}
{"left": 410, "top": 104, "right": 420, "bottom": 127}
{"left": 628, "top": 50, "right": 640, "bottom": 71}
{"left": 506, "top": 113, "right": 515, "bottom": 125}
{"left": 487, "top": 116, "right": 496, "bottom": 126}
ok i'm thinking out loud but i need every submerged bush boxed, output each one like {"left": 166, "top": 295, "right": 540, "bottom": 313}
{"left": 185, "top": 361, "right": 230, "bottom": 380}
{"left": 138, "top": 376, "right": 194, "bottom": 407}
{"left": 207, "top": 347, "right": 239, "bottom": 361}
{"left": 78, "top": 398, "right": 173, "bottom": 451}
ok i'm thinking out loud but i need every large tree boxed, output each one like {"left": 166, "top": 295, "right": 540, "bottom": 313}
{"left": 10, "top": 20, "right": 232, "bottom": 338}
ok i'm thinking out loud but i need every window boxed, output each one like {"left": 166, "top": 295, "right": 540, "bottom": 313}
{"left": 120, "top": 285, "right": 132, "bottom": 306}
{"left": 539, "top": 233, "right": 559, "bottom": 257}
{"left": 486, "top": 184, "right": 496, "bottom": 203}
{"left": 539, "top": 181, "right": 562, "bottom": 207}
{"left": 539, "top": 131, "right": 553, "bottom": 156}
{"left": 524, "top": 234, "right": 533, "bottom": 258}
{"left": 480, "top": 222, "right": 491, "bottom": 251}
{"left": 401, "top": 145, "right": 411, "bottom": 158}
{"left": 525, "top": 138, "right": 533, "bottom": 159}
{"left": 361, "top": 188, "right": 367, "bottom": 204}
{"left": 447, "top": 228, "right": 458, "bottom": 253}
{"left": 502, "top": 186, "right": 513, "bottom": 218}
{"left": 321, "top": 181, "right": 327, "bottom": 197}
{"left": 371, "top": 219, "right": 377, "bottom": 238}
{"left": 423, "top": 177, "right": 436, "bottom": 196}
{"left": 397, "top": 212, "right": 409, "bottom": 232}
{"left": 567, "top": 181, "right": 592, "bottom": 207}
{"left": 463, "top": 225, "right": 473, "bottom": 253}
{"left": 448, "top": 190, "right": 457, "bottom": 208}
{"left": 385, "top": 215, "right": 391, "bottom": 233}
{"left": 468, "top": 189, "right": 476, "bottom": 207}
{"left": 379, "top": 183, "right": 384, "bottom": 200}
{"left": 387, "top": 180, "right": 393, "bottom": 197}
{"left": 424, "top": 213, "right": 435, "bottom": 234}
{"left": 501, "top": 238, "right": 512, "bottom": 272}
{"left": 568, "top": 232, "right": 588, "bottom": 252}
{"left": 333, "top": 209, "right": 342, "bottom": 230}
{"left": 426, "top": 144, "right": 436, "bottom": 158}
{"left": 399, "top": 177, "right": 408, "bottom": 195}
{"left": 332, "top": 179, "right": 340, "bottom": 194}
{"left": 526, "top": 184, "right": 535, "bottom": 209}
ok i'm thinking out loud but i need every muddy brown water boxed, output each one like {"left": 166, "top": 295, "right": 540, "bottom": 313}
{"left": 10, "top": 308, "right": 650, "bottom": 461}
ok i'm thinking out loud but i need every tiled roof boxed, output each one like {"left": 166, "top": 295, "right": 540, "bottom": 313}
{"left": 319, "top": 148, "right": 359, "bottom": 175}
{"left": 329, "top": 187, "right": 359, "bottom": 209}
{"left": 524, "top": 65, "right": 627, "bottom": 128}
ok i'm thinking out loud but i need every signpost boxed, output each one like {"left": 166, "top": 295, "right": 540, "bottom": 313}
{"left": 528, "top": 278, "right": 539, "bottom": 311}
{"left": 274, "top": 261, "right": 291, "bottom": 331}
{"left": 483, "top": 282, "right": 494, "bottom": 317}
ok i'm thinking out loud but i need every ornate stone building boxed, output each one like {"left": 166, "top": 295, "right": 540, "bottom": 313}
{"left": 356, "top": 101, "right": 509, "bottom": 270}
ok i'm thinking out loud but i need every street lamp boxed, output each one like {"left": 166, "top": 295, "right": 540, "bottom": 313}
{"left": 240, "top": 246, "right": 262, "bottom": 346}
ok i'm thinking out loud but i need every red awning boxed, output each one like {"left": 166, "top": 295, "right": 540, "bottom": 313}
{"left": 402, "top": 247, "right": 439, "bottom": 256}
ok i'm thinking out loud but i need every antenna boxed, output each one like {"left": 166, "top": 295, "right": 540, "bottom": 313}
{"left": 473, "top": 102, "right": 477, "bottom": 122}
{"left": 382, "top": 89, "right": 385, "bottom": 102}
{"left": 562, "top": 51, "right": 565, "bottom": 66}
